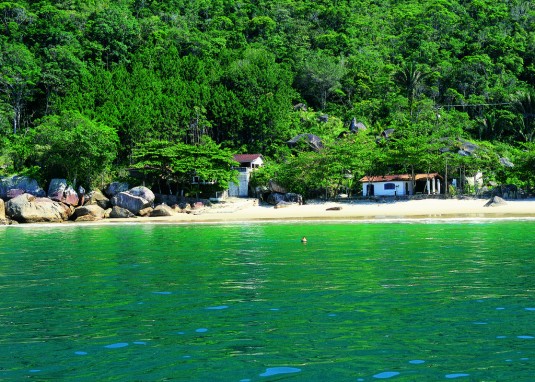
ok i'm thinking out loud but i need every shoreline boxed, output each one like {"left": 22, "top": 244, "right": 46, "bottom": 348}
{"left": 108, "top": 197, "right": 535, "bottom": 223}
{"left": 4, "top": 198, "right": 535, "bottom": 227}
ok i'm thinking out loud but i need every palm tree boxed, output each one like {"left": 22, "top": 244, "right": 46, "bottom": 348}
{"left": 396, "top": 62, "right": 431, "bottom": 117}
{"left": 512, "top": 89, "right": 535, "bottom": 142}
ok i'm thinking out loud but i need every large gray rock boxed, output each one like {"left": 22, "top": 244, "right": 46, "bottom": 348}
{"left": 484, "top": 196, "right": 508, "bottom": 207}
{"left": 111, "top": 191, "right": 151, "bottom": 215}
{"left": 48, "top": 178, "right": 66, "bottom": 198}
{"left": 6, "top": 193, "right": 72, "bottom": 223}
{"left": 266, "top": 192, "right": 303, "bottom": 206}
{"left": 105, "top": 182, "right": 129, "bottom": 198}
{"left": 287, "top": 133, "right": 324, "bottom": 152}
{"left": 7, "top": 189, "right": 25, "bottom": 198}
{"left": 285, "top": 192, "right": 303, "bottom": 204}
{"left": 73, "top": 204, "right": 106, "bottom": 221}
{"left": 0, "top": 176, "right": 46, "bottom": 198}
{"left": 109, "top": 206, "right": 136, "bottom": 218}
{"left": 1, "top": 199, "right": 16, "bottom": 224}
{"left": 84, "top": 190, "right": 111, "bottom": 209}
{"left": 128, "top": 186, "right": 155, "bottom": 203}
{"left": 150, "top": 204, "right": 178, "bottom": 217}
{"left": 47, "top": 179, "right": 80, "bottom": 206}
{"left": 267, "top": 192, "right": 286, "bottom": 205}
{"left": 268, "top": 180, "right": 287, "bottom": 194}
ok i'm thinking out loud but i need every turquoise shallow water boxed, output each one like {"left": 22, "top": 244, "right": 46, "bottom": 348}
{"left": 0, "top": 220, "right": 534, "bottom": 381}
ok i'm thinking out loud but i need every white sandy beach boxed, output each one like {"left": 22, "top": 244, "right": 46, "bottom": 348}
{"left": 100, "top": 197, "right": 535, "bottom": 224}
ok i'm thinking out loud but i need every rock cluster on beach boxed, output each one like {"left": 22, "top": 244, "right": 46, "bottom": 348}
{"left": 257, "top": 180, "right": 303, "bottom": 207}
{"left": 0, "top": 176, "right": 205, "bottom": 224}
{"left": 0, "top": 198, "right": 7, "bottom": 225}
{"left": 484, "top": 196, "right": 508, "bottom": 207}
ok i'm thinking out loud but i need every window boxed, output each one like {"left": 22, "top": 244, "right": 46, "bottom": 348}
{"left": 384, "top": 183, "right": 396, "bottom": 190}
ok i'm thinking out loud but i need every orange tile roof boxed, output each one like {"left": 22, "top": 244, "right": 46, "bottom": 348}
{"left": 233, "top": 154, "right": 263, "bottom": 163}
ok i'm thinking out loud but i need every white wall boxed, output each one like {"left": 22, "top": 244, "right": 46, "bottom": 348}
{"left": 228, "top": 169, "right": 251, "bottom": 197}
{"left": 251, "top": 157, "right": 264, "bottom": 167}
{"left": 362, "top": 181, "right": 412, "bottom": 196}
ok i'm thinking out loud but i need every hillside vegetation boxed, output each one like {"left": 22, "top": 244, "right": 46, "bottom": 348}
{"left": 1, "top": 0, "right": 534, "bottom": 197}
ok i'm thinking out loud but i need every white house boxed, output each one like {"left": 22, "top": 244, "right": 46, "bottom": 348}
{"left": 228, "top": 154, "right": 264, "bottom": 197}
{"left": 360, "top": 173, "right": 443, "bottom": 197}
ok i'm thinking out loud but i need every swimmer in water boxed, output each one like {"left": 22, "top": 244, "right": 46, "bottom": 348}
{"left": 301, "top": 236, "right": 307, "bottom": 243}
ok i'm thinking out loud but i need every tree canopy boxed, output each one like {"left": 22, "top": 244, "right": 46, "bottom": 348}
{"left": 0, "top": 0, "right": 534, "bottom": 195}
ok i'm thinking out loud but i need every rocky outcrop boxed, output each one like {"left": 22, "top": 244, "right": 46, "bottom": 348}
{"left": 7, "top": 189, "right": 25, "bottom": 198}
{"left": 138, "top": 207, "right": 153, "bottom": 217}
{"left": 111, "top": 191, "right": 152, "bottom": 215}
{"left": 73, "top": 204, "right": 106, "bottom": 221}
{"left": 128, "top": 186, "right": 155, "bottom": 204}
{"left": 109, "top": 206, "right": 136, "bottom": 218}
{"left": 6, "top": 193, "right": 73, "bottom": 223}
{"left": 110, "top": 186, "right": 156, "bottom": 215}
{"left": 48, "top": 179, "right": 79, "bottom": 206}
{"left": 267, "top": 192, "right": 286, "bottom": 205}
{"left": 268, "top": 180, "right": 287, "bottom": 194}
{"left": 84, "top": 190, "right": 111, "bottom": 209}
{"left": 286, "top": 193, "right": 303, "bottom": 204}
{"left": 484, "top": 196, "right": 507, "bottom": 207}
{"left": 0, "top": 217, "right": 16, "bottom": 225}
{"left": 192, "top": 201, "right": 204, "bottom": 209}
{"left": 0, "top": 198, "right": 11, "bottom": 224}
{"left": 0, "top": 176, "right": 46, "bottom": 199}
{"left": 105, "top": 182, "right": 129, "bottom": 198}
{"left": 150, "top": 204, "right": 178, "bottom": 217}
{"left": 267, "top": 192, "right": 303, "bottom": 206}
{"left": 287, "top": 133, "right": 324, "bottom": 152}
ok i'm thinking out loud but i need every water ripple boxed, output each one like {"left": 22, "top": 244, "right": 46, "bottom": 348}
{"left": 259, "top": 367, "right": 301, "bottom": 377}
{"left": 445, "top": 373, "right": 470, "bottom": 379}
{"left": 104, "top": 342, "right": 129, "bottom": 349}
{"left": 373, "top": 371, "right": 400, "bottom": 379}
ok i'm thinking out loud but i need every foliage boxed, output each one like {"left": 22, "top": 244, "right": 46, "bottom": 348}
{"left": 0, "top": 41, "right": 40, "bottom": 133}
{"left": 514, "top": 142, "right": 535, "bottom": 191}
{"left": 273, "top": 131, "right": 378, "bottom": 198}
{"left": 132, "top": 137, "right": 237, "bottom": 196}
{"left": 0, "top": 0, "right": 534, "bottom": 195}
{"left": 29, "top": 111, "right": 119, "bottom": 188}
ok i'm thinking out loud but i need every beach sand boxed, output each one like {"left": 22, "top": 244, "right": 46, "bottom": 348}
{"left": 99, "top": 197, "right": 535, "bottom": 224}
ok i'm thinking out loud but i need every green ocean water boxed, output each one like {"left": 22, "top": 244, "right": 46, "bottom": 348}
{"left": 0, "top": 220, "right": 534, "bottom": 381}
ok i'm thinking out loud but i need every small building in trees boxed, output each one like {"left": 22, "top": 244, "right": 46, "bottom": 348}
{"left": 228, "top": 154, "right": 264, "bottom": 197}
{"left": 360, "top": 173, "right": 443, "bottom": 197}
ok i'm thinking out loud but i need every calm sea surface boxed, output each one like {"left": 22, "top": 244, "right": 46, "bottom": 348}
{"left": 0, "top": 220, "right": 534, "bottom": 381}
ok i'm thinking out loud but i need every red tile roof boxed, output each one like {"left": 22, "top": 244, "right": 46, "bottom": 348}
{"left": 233, "top": 154, "right": 263, "bottom": 163}
{"left": 360, "top": 173, "right": 442, "bottom": 182}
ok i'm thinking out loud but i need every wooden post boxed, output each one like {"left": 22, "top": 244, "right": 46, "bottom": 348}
{"left": 445, "top": 158, "right": 448, "bottom": 196}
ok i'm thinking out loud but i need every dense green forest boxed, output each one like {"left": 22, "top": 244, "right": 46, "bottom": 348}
{"left": 0, "top": 0, "right": 534, "bottom": 198}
